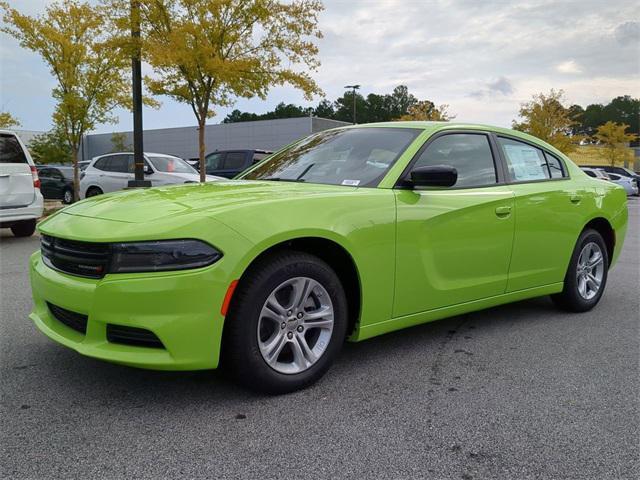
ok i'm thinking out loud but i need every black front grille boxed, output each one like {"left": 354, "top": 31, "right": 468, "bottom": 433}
{"left": 106, "top": 324, "right": 164, "bottom": 349}
{"left": 41, "top": 235, "right": 110, "bottom": 278}
{"left": 47, "top": 303, "right": 88, "bottom": 334}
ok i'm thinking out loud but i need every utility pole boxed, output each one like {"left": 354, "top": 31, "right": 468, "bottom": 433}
{"left": 128, "top": 0, "right": 151, "bottom": 188}
{"left": 344, "top": 84, "right": 360, "bottom": 124}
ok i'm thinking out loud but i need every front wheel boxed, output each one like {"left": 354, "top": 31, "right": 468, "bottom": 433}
{"left": 551, "top": 229, "right": 609, "bottom": 312}
{"left": 223, "top": 251, "right": 348, "bottom": 394}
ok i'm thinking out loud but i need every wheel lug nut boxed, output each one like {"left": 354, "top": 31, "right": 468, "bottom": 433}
{"left": 287, "top": 332, "right": 293, "bottom": 339}
{"left": 297, "top": 325, "right": 303, "bottom": 332}
{"left": 287, "top": 310, "right": 292, "bottom": 316}
{"left": 297, "top": 312, "right": 303, "bottom": 318}
{"left": 281, "top": 322, "right": 286, "bottom": 329}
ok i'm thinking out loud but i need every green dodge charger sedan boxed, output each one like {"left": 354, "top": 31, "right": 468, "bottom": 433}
{"left": 30, "top": 122, "right": 628, "bottom": 393}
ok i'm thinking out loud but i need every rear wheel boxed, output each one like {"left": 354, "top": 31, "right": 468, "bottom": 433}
{"left": 223, "top": 251, "right": 348, "bottom": 394}
{"left": 10, "top": 219, "right": 36, "bottom": 237}
{"left": 85, "top": 186, "right": 103, "bottom": 198}
{"left": 62, "top": 188, "right": 73, "bottom": 204}
{"left": 552, "top": 229, "right": 608, "bottom": 312}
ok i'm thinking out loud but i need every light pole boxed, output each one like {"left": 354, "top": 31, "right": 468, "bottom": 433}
{"left": 128, "top": 0, "right": 150, "bottom": 188}
{"left": 344, "top": 84, "right": 360, "bottom": 124}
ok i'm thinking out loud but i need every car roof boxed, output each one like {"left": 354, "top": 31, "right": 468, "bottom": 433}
{"left": 335, "top": 121, "right": 567, "bottom": 158}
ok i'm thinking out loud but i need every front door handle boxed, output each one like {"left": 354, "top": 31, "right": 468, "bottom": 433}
{"left": 570, "top": 194, "right": 582, "bottom": 204}
{"left": 495, "top": 205, "right": 512, "bottom": 217}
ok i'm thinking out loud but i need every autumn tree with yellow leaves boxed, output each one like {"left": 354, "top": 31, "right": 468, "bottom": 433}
{"left": 120, "top": 0, "right": 324, "bottom": 181}
{"left": 594, "top": 121, "right": 638, "bottom": 167}
{"left": 1, "top": 0, "right": 134, "bottom": 200}
{"left": 0, "top": 111, "right": 21, "bottom": 129}
{"left": 512, "top": 89, "right": 582, "bottom": 154}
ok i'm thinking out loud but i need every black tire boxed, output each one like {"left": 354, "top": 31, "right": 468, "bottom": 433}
{"left": 551, "top": 229, "right": 609, "bottom": 312}
{"left": 223, "top": 251, "right": 348, "bottom": 394}
{"left": 85, "top": 186, "right": 103, "bottom": 198}
{"left": 62, "top": 188, "right": 74, "bottom": 204}
{"left": 10, "top": 219, "right": 36, "bottom": 238}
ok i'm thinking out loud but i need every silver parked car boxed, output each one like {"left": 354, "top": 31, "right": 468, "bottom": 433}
{"left": 80, "top": 152, "right": 222, "bottom": 198}
{"left": 606, "top": 172, "right": 639, "bottom": 196}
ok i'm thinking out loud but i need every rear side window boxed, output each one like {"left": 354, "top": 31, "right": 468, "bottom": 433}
{"left": 544, "top": 152, "right": 566, "bottom": 178}
{"left": 223, "top": 152, "right": 246, "bottom": 170}
{"left": 0, "top": 134, "right": 28, "bottom": 164}
{"left": 413, "top": 133, "right": 497, "bottom": 188}
{"left": 93, "top": 157, "right": 111, "bottom": 171}
{"left": 94, "top": 154, "right": 128, "bottom": 172}
{"left": 498, "top": 137, "right": 550, "bottom": 182}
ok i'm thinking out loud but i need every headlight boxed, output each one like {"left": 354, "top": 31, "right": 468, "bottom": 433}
{"left": 110, "top": 239, "right": 222, "bottom": 273}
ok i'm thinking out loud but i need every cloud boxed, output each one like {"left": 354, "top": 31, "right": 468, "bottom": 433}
{"left": 469, "top": 77, "right": 514, "bottom": 98}
{"left": 3, "top": 0, "right": 639, "bottom": 132}
{"left": 556, "top": 60, "right": 583, "bottom": 74}
{"left": 614, "top": 21, "right": 640, "bottom": 46}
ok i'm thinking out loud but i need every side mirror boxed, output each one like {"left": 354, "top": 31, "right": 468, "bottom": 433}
{"left": 409, "top": 165, "right": 457, "bottom": 188}
{"left": 144, "top": 165, "right": 153, "bottom": 175}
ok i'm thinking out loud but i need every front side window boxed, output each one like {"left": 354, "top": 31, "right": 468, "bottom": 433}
{"left": 498, "top": 137, "right": 550, "bottom": 182}
{"left": 205, "top": 152, "right": 223, "bottom": 171}
{"left": 413, "top": 133, "right": 497, "bottom": 188}
{"left": 147, "top": 155, "right": 196, "bottom": 174}
{"left": 242, "top": 127, "right": 420, "bottom": 187}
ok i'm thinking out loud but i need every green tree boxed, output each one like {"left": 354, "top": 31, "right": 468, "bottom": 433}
{"left": 0, "top": 111, "right": 21, "bottom": 128}
{"left": 512, "top": 89, "right": 580, "bottom": 154}
{"left": 110, "top": 132, "right": 131, "bottom": 152}
{"left": 1, "top": 0, "right": 133, "bottom": 200}
{"left": 397, "top": 100, "right": 454, "bottom": 121}
{"left": 594, "top": 121, "right": 638, "bottom": 167}
{"left": 28, "top": 129, "right": 73, "bottom": 164}
{"left": 130, "top": 0, "right": 323, "bottom": 181}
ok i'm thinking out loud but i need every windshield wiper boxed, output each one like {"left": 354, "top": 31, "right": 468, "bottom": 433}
{"left": 263, "top": 177, "right": 306, "bottom": 182}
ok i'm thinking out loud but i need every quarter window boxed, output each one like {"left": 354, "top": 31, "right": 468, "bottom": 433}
{"left": 498, "top": 137, "right": 550, "bottom": 182}
{"left": 413, "top": 133, "right": 497, "bottom": 188}
{"left": 544, "top": 152, "right": 566, "bottom": 178}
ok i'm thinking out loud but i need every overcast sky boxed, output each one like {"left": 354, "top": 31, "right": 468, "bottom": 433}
{"left": 1, "top": 0, "right": 638, "bottom": 134}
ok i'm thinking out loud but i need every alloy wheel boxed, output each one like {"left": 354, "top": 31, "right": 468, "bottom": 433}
{"left": 257, "top": 276, "right": 334, "bottom": 374}
{"left": 576, "top": 242, "right": 604, "bottom": 300}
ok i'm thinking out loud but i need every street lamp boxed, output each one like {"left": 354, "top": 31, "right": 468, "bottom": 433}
{"left": 128, "top": 0, "right": 150, "bottom": 188}
{"left": 344, "top": 84, "right": 360, "bottom": 124}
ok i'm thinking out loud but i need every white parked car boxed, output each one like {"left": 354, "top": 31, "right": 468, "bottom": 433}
{"left": 0, "top": 130, "right": 43, "bottom": 237}
{"left": 606, "top": 172, "right": 639, "bottom": 196}
{"left": 580, "top": 167, "right": 610, "bottom": 180}
{"left": 80, "top": 152, "right": 222, "bottom": 198}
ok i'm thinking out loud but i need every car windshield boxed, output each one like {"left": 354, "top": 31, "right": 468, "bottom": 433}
{"left": 147, "top": 156, "right": 196, "bottom": 174}
{"left": 242, "top": 127, "right": 420, "bottom": 187}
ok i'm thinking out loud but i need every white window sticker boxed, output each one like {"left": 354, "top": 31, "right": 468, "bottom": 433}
{"left": 341, "top": 179, "right": 361, "bottom": 186}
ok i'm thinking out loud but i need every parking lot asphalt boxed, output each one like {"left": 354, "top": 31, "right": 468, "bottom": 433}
{"left": 1, "top": 199, "right": 638, "bottom": 480}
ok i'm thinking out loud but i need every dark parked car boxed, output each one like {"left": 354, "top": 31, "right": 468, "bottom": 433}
{"left": 37, "top": 165, "right": 74, "bottom": 204}
{"left": 198, "top": 149, "right": 272, "bottom": 178}
{"left": 581, "top": 165, "right": 640, "bottom": 188}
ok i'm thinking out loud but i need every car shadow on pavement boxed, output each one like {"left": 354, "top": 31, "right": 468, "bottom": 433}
{"left": 23, "top": 295, "right": 558, "bottom": 404}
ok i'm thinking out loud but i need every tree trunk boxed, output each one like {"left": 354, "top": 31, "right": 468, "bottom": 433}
{"left": 72, "top": 145, "right": 80, "bottom": 201}
{"left": 198, "top": 119, "right": 206, "bottom": 183}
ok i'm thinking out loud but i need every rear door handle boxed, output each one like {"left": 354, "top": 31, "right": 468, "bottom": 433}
{"left": 495, "top": 205, "right": 512, "bottom": 217}
{"left": 570, "top": 194, "right": 582, "bottom": 204}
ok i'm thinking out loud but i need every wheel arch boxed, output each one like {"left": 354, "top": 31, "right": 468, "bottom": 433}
{"left": 581, "top": 216, "right": 615, "bottom": 267}
{"left": 230, "top": 235, "right": 362, "bottom": 338}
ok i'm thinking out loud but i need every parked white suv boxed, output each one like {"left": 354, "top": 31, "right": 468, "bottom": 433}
{"left": 80, "top": 152, "right": 221, "bottom": 198}
{"left": 0, "top": 130, "right": 43, "bottom": 237}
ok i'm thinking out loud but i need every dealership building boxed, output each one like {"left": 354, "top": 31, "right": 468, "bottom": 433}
{"left": 79, "top": 116, "right": 349, "bottom": 161}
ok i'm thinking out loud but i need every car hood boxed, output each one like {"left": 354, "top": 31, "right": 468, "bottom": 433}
{"left": 59, "top": 180, "right": 356, "bottom": 223}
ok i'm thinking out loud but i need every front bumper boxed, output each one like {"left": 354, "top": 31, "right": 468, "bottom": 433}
{"left": 29, "top": 251, "right": 230, "bottom": 370}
